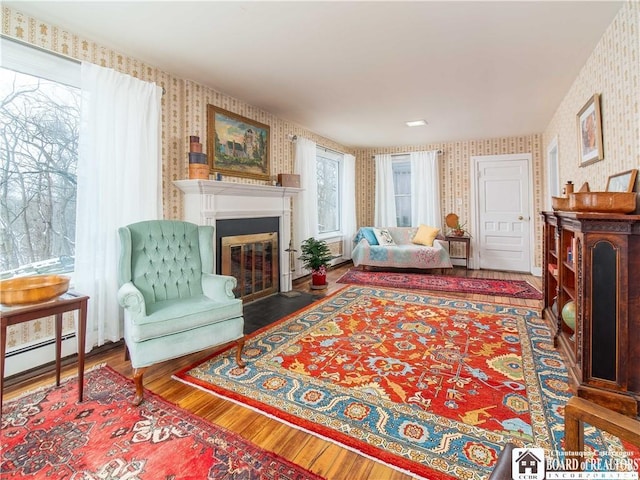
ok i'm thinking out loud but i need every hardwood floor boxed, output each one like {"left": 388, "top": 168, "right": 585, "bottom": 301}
{"left": 3, "top": 264, "right": 542, "bottom": 480}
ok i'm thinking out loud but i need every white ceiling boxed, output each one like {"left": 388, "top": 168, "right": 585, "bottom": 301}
{"left": 6, "top": 1, "right": 622, "bottom": 148}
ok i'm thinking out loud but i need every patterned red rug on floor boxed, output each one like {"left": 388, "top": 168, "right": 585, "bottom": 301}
{"left": 337, "top": 268, "right": 543, "bottom": 299}
{"left": 0, "top": 365, "right": 325, "bottom": 480}
{"left": 174, "top": 286, "right": 635, "bottom": 480}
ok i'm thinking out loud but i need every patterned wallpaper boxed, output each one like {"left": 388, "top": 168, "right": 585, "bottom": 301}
{"left": 2, "top": 3, "right": 635, "bottom": 352}
{"left": 542, "top": 1, "right": 639, "bottom": 197}
{"left": 1, "top": 6, "right": 348, "bottom": 221}
{"left": 1, "top": 6, "right": 348, "bottom": 351}
{"left": 352, "top": 135, "right": 544, "bottom": 267}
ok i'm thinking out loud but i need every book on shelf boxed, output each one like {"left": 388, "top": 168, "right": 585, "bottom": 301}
{"left": 548, "top": 263, "right": 558, "bottom": 276}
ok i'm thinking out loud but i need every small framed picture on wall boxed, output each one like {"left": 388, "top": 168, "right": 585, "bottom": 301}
{"left": 577, "top": 93, "right": 603, "bottom": 167}
{"left": 606, "top": 169, "right": 638, "bottom": 193}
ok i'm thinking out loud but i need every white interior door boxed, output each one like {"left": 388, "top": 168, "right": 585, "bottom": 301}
{"left": 471, "top": 154, "right": 532, "bottom": 272}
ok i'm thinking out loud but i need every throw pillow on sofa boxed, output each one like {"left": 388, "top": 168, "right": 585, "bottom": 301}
{"left": 373, "top": 228, "right": 396, "bottom": 246}
{"left": 412, "top": 224, "right": 440, "bottom": 247}
{"left": 359, "top": 227, "right": 379, "bottom": 245}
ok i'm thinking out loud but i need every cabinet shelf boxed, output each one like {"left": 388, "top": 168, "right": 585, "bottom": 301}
{"left": 562, "top": 284, "right": 576, "bottom": 300}
{"left": 557, "top": 329, "right": 579, "bottom": 388}
{"left": 542, "top": 210, "right": 640, "bottom": 417}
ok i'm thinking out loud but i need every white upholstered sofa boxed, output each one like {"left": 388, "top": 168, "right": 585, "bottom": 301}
{"left": 351, "top": 226, "right": 453, "bottom": 270}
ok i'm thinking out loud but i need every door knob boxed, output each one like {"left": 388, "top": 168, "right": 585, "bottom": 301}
{"left": 518, "top": 216, "right": 524, "bottom": 220}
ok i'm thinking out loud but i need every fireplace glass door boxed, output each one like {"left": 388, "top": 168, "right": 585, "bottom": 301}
{"left": 221, "top": 232, "right": 278, "bottom": 302}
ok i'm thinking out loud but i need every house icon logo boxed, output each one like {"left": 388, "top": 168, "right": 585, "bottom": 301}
{"left": 511, "top": 448, "right": 545, "bottom": 480}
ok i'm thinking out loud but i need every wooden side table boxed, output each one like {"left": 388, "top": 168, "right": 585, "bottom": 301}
{"left": 1, "top": 291, "right": 89, "bottom": 415}
{"left": 446, "top": 235, "right": 471, "bottom": 269}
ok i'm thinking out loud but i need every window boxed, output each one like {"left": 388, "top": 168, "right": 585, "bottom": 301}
{"left": 316, "top": 148, "right": 342, "bottom": 236}
{"left": 392, "top": 156, "right": 411, "bottom": 227}
{"left": 0, "top": 39, "right": 80, "bottom": 278}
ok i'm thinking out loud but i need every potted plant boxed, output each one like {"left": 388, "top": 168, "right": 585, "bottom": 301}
{"left": 450, "top": 221, "right": 471, "bottom": 237}
{"left": 299, "top": 237, "right": 332, "bottom": 289}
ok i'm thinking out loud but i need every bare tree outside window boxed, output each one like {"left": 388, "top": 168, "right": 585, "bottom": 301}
{"left": 0, "top": 68, "right": 79, "bottom": 278}
{"left": 316, "top": 155, "right": 340, "bottom": 234}
{"left": 392, "top": 159, "right": 411, "bottom": 227}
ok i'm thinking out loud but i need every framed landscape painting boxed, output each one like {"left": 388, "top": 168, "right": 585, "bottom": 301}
{"left": 207, "top": 105, "right": 270, "bottom": 180}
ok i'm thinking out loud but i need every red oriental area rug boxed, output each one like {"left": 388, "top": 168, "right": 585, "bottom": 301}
{"left": 175, "top": 286, "right": 634, "bottom": 480}
{"left": 0, "top": 366, "right": 325, "bottom": 480}
{"left": 337, "top": 269, "right": 543, "bottom": 300}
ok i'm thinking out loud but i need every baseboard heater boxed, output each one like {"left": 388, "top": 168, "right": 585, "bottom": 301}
{"left": 4, "top": 333, "right": 78, "bottom": 379}
{"left": 6, "top": 333, "right": 76, "bottom": 358}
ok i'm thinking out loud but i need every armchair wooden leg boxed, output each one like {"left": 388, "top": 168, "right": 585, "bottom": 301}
{"left": 132, "top": 367, "right": 148, "bottom": 406}
{"left": 235, "top": 337, "right": 246, "bottom": 368}
{"left": 124, "top": 345, "right": 130, "bottom": 362}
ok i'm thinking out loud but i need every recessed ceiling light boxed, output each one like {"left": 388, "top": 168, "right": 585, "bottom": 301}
{"left": 406, "top": 119, "right": 427, "bottom": 127}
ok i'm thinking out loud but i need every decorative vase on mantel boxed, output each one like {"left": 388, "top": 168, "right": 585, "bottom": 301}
{"left": 188, "top": 135, "right": 209, "bottom": 180}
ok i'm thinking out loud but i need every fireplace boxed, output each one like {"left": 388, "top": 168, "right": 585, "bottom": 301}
{"left": 216, "top": 217, "right": 279, "bottom": 302}
{"left": 173, "top": 179, "right": 301, "bottom": 294}
{"left": 221, "top": 232, "right": 278, "bottom": 301}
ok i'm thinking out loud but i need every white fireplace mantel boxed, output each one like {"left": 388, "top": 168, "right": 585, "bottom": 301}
{"left": 174, "top": 179, "right": 302, "bottom": 199}
{"left": 173, "top": 179, "right": 302, "bottom": 292}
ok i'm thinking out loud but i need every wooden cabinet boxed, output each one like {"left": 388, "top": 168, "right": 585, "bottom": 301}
{"left": 542, "top": 211, "right": 640, "bottom": 417}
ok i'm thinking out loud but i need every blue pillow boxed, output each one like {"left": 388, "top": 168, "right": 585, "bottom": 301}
{"left": 356, "top": 227, "right": 379, "bottom": 245}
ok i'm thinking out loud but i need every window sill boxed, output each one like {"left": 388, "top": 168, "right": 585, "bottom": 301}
{"left": 317, "top": 233, "right": 343, "bottom": 243}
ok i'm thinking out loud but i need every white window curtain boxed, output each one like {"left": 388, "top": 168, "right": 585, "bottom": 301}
{"left": 75, "top": 62, "right": 163, "bottom": 351}
{"left": 410, "top": 150, "right": 442, "bottom": 229}
{"left": 293, "top": 136, "right": 318, "bottom": 276}
{"left": 341, "top": 153, "right": 357, "bottom": 259}
{"left": 374, "top": 154, "right": 397, "bottom": 227}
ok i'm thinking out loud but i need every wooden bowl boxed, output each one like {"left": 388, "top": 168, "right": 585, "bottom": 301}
{"left": 0, "top": 274, "right": 70, "bottom": 306}
{"left": 552, "top": 196, "right": 570, "bottom": 211}
{"left": 569, "top": 192, "right": 637, "bottom": 213}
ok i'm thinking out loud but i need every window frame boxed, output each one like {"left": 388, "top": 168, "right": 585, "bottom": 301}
{"left": 1, "top": 37, "right": 80, "bottom": 87}
{"left": 392, "top": 155, "right": 412, "bottom": 227}
{"left": 0, "top": 37, "right": 81, "bottom": 279}
{"left": 315, "top": 147, "right": 343, "bottom": 240}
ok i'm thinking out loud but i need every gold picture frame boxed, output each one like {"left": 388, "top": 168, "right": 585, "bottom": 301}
{"left": 207, "top": 105, "right": 270, "bottom": 180}
{"left": 577, "top": 93, "right": 603, "bottom": 167}
{"left": 606, "top": 169, "right": 637, "bottom": 192}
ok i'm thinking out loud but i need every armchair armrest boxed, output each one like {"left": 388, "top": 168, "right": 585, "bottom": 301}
{"left": 564, "top": 396, "right": 640, "bottom": 464}
{"left": 202, "top": 273, "right": 237, "bottom": 300}
{"left": 117, "top": 282, "right": 147, "bottom": 316}
{"left": 488, "top": 443, "right": 515, "bottom": 480}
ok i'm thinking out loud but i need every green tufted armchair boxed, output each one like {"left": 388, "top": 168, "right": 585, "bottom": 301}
{"left": 117, "top": 220, "right": 245, "bottom": 405}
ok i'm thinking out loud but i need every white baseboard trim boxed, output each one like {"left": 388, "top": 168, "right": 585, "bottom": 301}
{"left": 5, "top": 336, "right": 78, "bottom": 377}
{"left": 450, "top": 259, "right": 468, "bottom": 267}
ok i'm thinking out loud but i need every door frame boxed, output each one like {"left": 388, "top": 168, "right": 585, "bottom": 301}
{"left": 546, "top": 136, "right": 560, "bottom": 210}
{"left": 469, "top": 153, "right": 536, "bottom": 274}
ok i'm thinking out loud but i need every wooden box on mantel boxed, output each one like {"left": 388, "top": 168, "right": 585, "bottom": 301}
{"left": 278, "top": 174, "right": 300, "bottom": 188}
